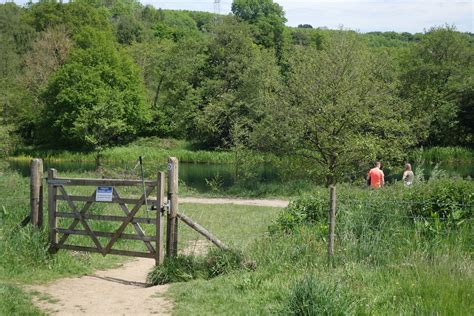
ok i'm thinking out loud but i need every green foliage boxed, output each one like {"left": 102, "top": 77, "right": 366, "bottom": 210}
{"left": 252, "top": 31, "right": 414, "bottom": 185}
{"left": 206, "top": 248, "right": 246, "bottom": 278}
{"left": 169, "top": 194, "right": 473, "bottom": 315}
{"left": 271, "top": 196, "right": 327, "bottom": 232}
{"left": 418, "top": 146, "right": 474, "bottom": 163}
{"left": 0, "top": 283, "right": 44, "bottom": 315}
{"left": 409, "top": 178, "right": 473, "bottom": 221}
{"left": 147, "top": 248, "right": 246, "bottom": 285}
{"left": 400, "top": 25, "right": 474, "bottom": 147}
{"left": 40, "top": 27, "right": 150, "bottom": 150}
{"left": 283, "top": 275, "right": 354, "bottom": 315}
{"left": 232, "top": 0, "right": 287, "bottom": 56}
{"left": 147, "top": 255, "right": 205, "bottom": 285}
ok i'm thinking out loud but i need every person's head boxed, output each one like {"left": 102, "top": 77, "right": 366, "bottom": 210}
{"left": 375, "top": 161, "right": 381, "bottom": 168}
{"left": 404, "top": 163, "right": 412, "bottom": 171}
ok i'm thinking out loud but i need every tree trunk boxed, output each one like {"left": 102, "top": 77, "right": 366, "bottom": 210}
{"left": 95, "top": 151, "right": 102, "bottom": 171}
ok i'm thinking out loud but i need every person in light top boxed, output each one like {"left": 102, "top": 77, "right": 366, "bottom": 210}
{"left": 402, "top": 163, "right": 415, "bottom": 186}
{"left": 367, "top": 161, "right": 384, "bottom": 189}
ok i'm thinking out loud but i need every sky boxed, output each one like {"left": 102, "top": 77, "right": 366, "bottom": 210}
{"left": 9, "top": 0, "right": 473, "bottom": 33}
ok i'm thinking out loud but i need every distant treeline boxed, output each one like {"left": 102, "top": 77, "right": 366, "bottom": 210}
{"left": 0, "top": 0, "right": 472, "bottom": 160}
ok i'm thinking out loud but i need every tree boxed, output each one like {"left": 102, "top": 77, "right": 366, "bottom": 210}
{"left": 231, "top": 0, "right": 287, "bottom": 58}
{"left": 0, "top": 3, "right": 35, "bottom": 144}
{"left": 40, "top": 28, "right": 150, "bottom": 163}
{"left": 193, "top": 17, "right": 282, "bottom": 149}
{"left": 400, "top": 26, "right": 474, "bottom": 146}
{"left": 128, "top": 36, "right": 208, "bottom": 137}
{"left": 251, "top": 31, "right": 414, "bottom": 185}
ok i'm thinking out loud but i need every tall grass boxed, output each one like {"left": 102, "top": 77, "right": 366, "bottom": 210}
{"left": 13, "top": 137, "right": 237, "bottom": 164}
{"left": 416, "top": 146, "right": 474, "bottom": 163}
{"left": 167, "top": 180, "right": 474, "bottom": 315}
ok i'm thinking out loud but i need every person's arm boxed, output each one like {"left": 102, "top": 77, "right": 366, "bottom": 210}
{"left": 381, "top": 171, "right": 385, "bottom": 187}
{"left": 402, "top": 171, "right": 407, "bottom": 181}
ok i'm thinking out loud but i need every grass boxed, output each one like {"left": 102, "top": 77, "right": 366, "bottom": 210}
{"left": 415, "top": 146, "right": 474, "bottom": 163}
{"left": 1, "top": 157, "right": 472, "bottom": 315}
{"left": 13, "top": 137, "right": 238, "bottom": 165}
{"left": 166, "top": 182, "right": 473, "bottom": 315}
{"left": 0, "top": 163, "right": 154, "bottom": 314}
{"left": 0, "top": 159, "right": 281, "bottom": 314}
{"left": 0, "top": 283, "right": 45, "bottom": 315}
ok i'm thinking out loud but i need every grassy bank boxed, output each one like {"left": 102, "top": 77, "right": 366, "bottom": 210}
{"left": 13, "top": 137, "right": 238, "bottom": 165}
{"left": 164, "top": 180, "right": 473, "bottom": 315}
{"left": 415, "top": 146, "right": 474, "bottom": 163}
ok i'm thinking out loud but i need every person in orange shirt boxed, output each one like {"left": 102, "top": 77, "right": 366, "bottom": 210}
{"left": 367, "top": 161, "right": 384, "bottom": 189}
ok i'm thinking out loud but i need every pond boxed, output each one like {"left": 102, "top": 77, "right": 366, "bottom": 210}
{"left": 6, "top": 159, "right": 280, "bottom": 193}
{"left": 6, "top": 158, "right": 473, "bottom": 193}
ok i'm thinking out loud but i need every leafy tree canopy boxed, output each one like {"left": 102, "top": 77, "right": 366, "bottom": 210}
{"left": 39, "top": 27, "right": 150, "bottom": 151}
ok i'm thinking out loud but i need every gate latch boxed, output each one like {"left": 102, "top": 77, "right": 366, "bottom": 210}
{"left": 161, "top": 200, "right": 171, "bottom": 215}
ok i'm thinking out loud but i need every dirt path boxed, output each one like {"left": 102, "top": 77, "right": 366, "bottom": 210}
{"left": 180, "top": 197, "right": 289, "bottom": 208}
{"left": 28, "top": 198, "right": 285, "bottom": 315}
{"left": 30, "top": 258, "right": 172, "bottom": 316}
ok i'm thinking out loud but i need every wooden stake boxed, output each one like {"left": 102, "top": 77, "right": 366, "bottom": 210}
{"left": 30, "top": 159, "right": 44, "bottom": 227}
{"left": 156, "top": 171, "right": 165, "bottom": 265}
{"left": 177, "top": 212, "right": 228, "bottom": 250}
{"left": 48, "top": 169, "right": 58, "bottom": 253}
{"left": 327, "top": 185, "right": 336, "bottom": 267}
{"left": 166, "top": 157, "right": 179, "bottom": 257}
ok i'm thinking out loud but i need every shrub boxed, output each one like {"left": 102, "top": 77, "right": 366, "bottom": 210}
{"left": 409, "top": 178, "right": 473, "bottom": 222}
{"left": 283, "top": 275, "right": 354, "bottom": 315}
{"left": 206, "top": 248, "right": 246, "bottom": 278}
{"left": 272, "top": 196, "right": 327, "bottom": 232}
{"left": 147, "top": 248, "right": 246, "bottom": 285}
{"left": 147, "top": 255, "right": 205, "bottom": 285}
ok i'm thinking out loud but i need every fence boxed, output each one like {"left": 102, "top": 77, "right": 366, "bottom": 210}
{"left": 26, "top": 157, "right": 236, "bottom": 265}
{"left": 24, "top": 159, "right": 473, "bottom": 265}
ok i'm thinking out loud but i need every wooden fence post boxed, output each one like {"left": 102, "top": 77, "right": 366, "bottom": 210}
{"left": 48, "top": 169, "right": 58, "bottom": 253}
{"left": 30, "top": 159, "right": 44, "bottom": 227}
{"left": 327, "top": 185, "right": 336, "bottom": 266}
{"left": 166, "top": 157, "right": 179, "bottom": 257}
{"left": 156, "top": 171, "right": 165, "bottom": 265}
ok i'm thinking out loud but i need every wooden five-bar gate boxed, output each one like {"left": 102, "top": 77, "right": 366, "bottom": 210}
{"left": 28, "top": 157, "right": 225, "bottom": 266}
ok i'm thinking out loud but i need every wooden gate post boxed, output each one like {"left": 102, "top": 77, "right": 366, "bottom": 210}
{"left": 156, "top": 171, "right": 165, "bottom": 265}
{"left": 327, "top": 185, "right": 336, "bottom": 267}
{"left": 30, "top": 159, "right": 44, "bottom": 227}
{"left": 48, "top": 169, "right": 58, "bottom": 253}
{"left": 166, "top": 157, "right": 179, "bottom": 257}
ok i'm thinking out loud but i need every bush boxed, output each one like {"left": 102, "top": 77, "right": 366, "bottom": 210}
{"left": 283, "top": 275, "right": 354, "bottom": 315}
{"left": 409, "top": 178, "right": 473, "bottom": 222}
{"left": 147, "top": 248, "right": 247, "bottom": 285}
{"left": 206, "top": 248, "right": 246, "bottom": 277}
{"left": 271, "top": 196, "right": 327, "bottom": 232}
{"left": 147, "top": 255, "right": 205, "bottom": 285}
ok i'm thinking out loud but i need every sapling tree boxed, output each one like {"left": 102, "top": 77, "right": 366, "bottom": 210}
{"left": 252, "top": 31, "right": 415, "bottom": 186}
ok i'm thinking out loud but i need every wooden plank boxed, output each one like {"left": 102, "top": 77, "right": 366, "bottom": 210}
{"left": 58, "top": 186, "right": 105, "bottom": 255}
{"left": 177, "top": 212, "right": 228, "bottom": 250}
{"left": 56, "top": 195, "right": 160, "bottom": 206}
{"left": 113, "top": 188, "right": 156, "bottom": 254}
{"left": 166, "top": 157, "right": 179, "bottom": 257}
{"left": 103, "top": 186, "right": 155, "bottom": 255}
{"left": 56, "top": 228, "right": 156, "bottom": 242}
{"left": 57, "top": 191, "right": 97, "bottom": 247}
{"left": 156, "top": 172, "right": 165, "bottom": 266}
{"left": 48, "top": 178, "right": 156, "bottom": 187}
{"left": 30, "top": 159, "right": 43, "bottom": 227}
{"left": 57, "top": 212, "right": 156, "bottom": 225}
{"left": 48, "top": 169, "right": 58, "bottom": 253}
{"left": 59, "top": 244, "right": 155, "bottom": 259}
